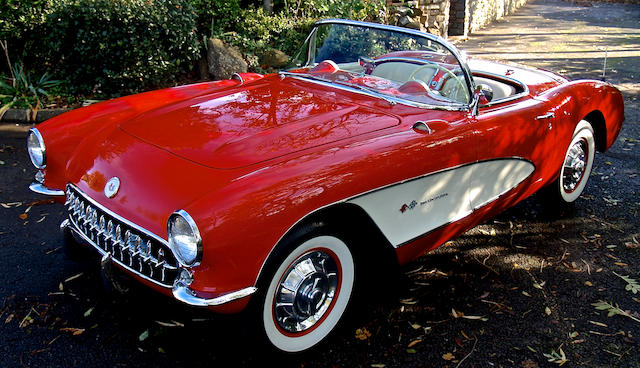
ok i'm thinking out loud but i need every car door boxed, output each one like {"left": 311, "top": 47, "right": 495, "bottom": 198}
{"left": 469, "top": 97, "right": 557, "bottom": 210}
{"left": 349, "top": 109, "right": 477, "bottom": 247}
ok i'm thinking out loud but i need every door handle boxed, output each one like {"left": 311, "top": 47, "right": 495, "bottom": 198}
{"left": 535, "top": 112, "right": 555, "bottom": 120}
{"left": 412, "top": 121, "right": 432, "bottom": 134}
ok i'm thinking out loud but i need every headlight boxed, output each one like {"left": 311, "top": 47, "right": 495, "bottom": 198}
{"left": 167, "top": 210, "right": 202, "bottom": 267}
{"left": 27, "top": 128, "right": 46, "bottom": 169}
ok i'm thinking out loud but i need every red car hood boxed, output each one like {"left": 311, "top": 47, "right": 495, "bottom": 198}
{"left": 120, "top": 76, "right": 401, "bottom": 169}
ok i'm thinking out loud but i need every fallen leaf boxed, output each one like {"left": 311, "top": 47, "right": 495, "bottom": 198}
{"left": 355, "top": 327, "right": 371, "bottom": 340}
{"left": 442, "top": 352, "right": 455, "bottom": 361}
{"left": 371, "top": 364, "right": 386, "bottom": 368}
{"left": 520, "top": 358, "right": 539, "bottom": 368}
{"left": 60, "top": 327, "right": 85, "bottom": 336}
{"left": 155, "top": 320, "right": 184, "bottom": 328}
{"left": 84, "top": 307, "right": 94, "bottom": 317}
{"left": 585, "top": 281, "right": 593, "bottom": 287}
{"left": 545, "top": 307, "right": 552, "bottom": 316}
{"left": 64, "top": 273, "right": 83, "bottom": 283}
{"left": 18, "top": 213, "right": 27, "bottom": 220}
{"left": 522, "top": 291, "right": 531, "bottom": 297}
{"left": 138, "top": 330, "right": 149, "bottom": 341}
{"left": 408, "top": 338, "right": 422, "bottom": 348}
{"left": 461, "top": 315, "right": 486, "bottom": 320}
{"left": 407, "top": 348, "right": 417, "bottom": 354}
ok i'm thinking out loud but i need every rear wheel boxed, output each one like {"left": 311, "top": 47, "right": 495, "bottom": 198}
{"left": 259, "top": 231, "right": 355, "bottom": 353}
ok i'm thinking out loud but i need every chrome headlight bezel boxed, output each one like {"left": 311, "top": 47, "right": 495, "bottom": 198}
{"left": 167, "top": 210, "right": 202, "bottom": 267}
{"left": 27, "top": 128, "right": 46, "bottom": 169}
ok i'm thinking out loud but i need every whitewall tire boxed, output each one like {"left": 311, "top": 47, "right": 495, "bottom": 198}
{"left": 262, "top": 235, "right": 355, "bottom": 353}
{"left": 558, "top": 120, "right": 595, "bottom": 203}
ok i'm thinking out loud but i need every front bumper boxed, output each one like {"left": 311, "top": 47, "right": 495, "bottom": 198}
{"left": 172, "top": 279, "right": 257, "bottom": 307}
{"left": 29, "top": 182, "right": 65, "bottom": 196}
{"left": 54, "top": 184, "right": 257, "bottom": 308}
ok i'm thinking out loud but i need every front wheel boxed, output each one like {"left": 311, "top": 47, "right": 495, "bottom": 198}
{"left": 260, "top": 233, "right": 355, "bottom": 353}
{"left": 558, "top": 120, "right": 595, "bottom": 203}
{"left": 540, "top": 120, "right": 595, "bottom": 209}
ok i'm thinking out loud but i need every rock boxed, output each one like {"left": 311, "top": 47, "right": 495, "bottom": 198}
{"left": 405, "top": 21, "right": 422, "bottom": 30}
{"left": 206, "top": 38, "right": 248, "bottom": 80}
{"left": 398, "top": 15, "right": 415, "bottom": 27}
{"left": 394, "top": 6, "right": 412, "bottom": 17}
{"left": 260, "top": 49, "right": 289, "bottom": 69}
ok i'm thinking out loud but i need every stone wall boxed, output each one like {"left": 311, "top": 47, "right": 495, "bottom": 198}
{"left": 387, "top": 0, "right": 451, "bottom": 37}
{"left": 466, "top": 0, "right": 528, "bottom": 34}
{"left": 388, "top": 0, "right": 529, "bottom": 38}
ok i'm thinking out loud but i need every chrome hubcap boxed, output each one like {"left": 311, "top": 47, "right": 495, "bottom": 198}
{"left": 562, "top": 139, "right": 588, "bottom": 193}
{"left": 274, "top": 251, "right": 339, "bottom": 333}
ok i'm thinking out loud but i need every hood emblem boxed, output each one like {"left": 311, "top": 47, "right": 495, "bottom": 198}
{"left": 104, "top": 177, "right": 120, "bottom": 198}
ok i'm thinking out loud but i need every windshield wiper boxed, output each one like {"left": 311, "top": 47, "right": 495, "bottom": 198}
{"left": 279, "top": 71, "right": 396, "bottom": 106}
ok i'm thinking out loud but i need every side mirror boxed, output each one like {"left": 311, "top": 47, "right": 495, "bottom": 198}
{"left": 476, "top": 83, "right": 493, "bottom": 104}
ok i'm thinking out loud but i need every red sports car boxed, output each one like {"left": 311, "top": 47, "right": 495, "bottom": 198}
{"left": 27, "top": 19, "right": 624, "bottom": 352}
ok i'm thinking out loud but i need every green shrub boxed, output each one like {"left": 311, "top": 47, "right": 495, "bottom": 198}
{"left": 216, "top": 1, "right": 386, "bottom": 72}
{"left": 43, "top": 0, "right": 200, "bottom": 97}
{"left": 187, "top": 0, "right": 242, "bottom": 37}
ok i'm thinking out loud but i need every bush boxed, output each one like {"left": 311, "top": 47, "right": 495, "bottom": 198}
{"left": 43, "top": 0, "right": 200, "bottom": 97}
{"left": 217, "top": 1, "right": 386, "bottom": 72}
{"left": 187, "top": 0, "right": 242, "bottom": 37}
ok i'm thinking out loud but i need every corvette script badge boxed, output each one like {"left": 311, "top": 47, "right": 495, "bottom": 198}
{"left": 104, "top": 177, "right": 120, "bottom": 198}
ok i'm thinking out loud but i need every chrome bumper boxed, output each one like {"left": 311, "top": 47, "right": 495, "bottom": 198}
{"left": 172, "top": 282, "right": 257, "bottom": 307}
{"left": 29, "top": 182, "right": 65, "bottom": 196}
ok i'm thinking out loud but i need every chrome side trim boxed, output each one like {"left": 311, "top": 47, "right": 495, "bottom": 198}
{"left": 29, "top": 182, "right": 65, "bottom": 196}
{"left": 172, "top": 283, "right": 257, "bottom": 307}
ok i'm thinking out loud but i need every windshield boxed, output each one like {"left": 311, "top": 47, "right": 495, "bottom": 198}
{"left": 286, "top": 21, "right": 471, "bottom": 108}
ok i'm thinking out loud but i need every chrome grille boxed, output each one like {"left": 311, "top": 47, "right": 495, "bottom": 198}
{"left": 65, "top": 184, "right": 178, "bottom": 287}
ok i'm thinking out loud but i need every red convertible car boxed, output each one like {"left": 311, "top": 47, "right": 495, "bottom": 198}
{"left": 28, "top": 19, "right": 624, "bottom": 352}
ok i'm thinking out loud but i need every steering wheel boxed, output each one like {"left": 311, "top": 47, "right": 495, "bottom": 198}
{"left": 407, "top": 63, "right": 468, "bottom": 102}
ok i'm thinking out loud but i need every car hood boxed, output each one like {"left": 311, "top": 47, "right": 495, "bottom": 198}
{"left": 120, "top": 76, "right": 401, "bottom": 169}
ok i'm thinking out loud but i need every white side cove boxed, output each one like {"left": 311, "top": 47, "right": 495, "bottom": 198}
{"left": 348, "top": 159, "right": 534, "bottom": 247}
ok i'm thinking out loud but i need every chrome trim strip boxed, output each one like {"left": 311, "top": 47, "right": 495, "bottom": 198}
{"left": 29, "top": 182, "right": 65, "bottom": 196}
{"left": 67, "top": 183, "right": 169, "bottom": 246}
{"left": 172, "top": 283, "right": 258, "bottom": 307}
{"left": 62, "top": 219, "right": 175, "bottom": 289}
{"left": 472, "top": 70, "right": 530, "bottom": 107}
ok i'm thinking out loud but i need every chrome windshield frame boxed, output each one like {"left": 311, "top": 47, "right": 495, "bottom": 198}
{"left": 303, "top": 18, "right": 476, "bottom": 111}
